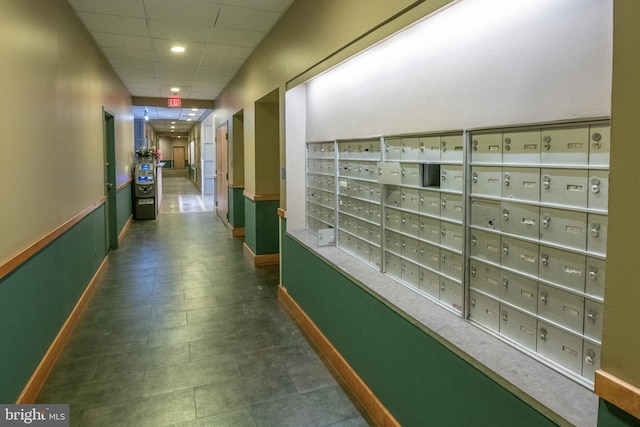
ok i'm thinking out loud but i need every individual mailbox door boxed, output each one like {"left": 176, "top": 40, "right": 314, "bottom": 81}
{"left": 370, "top": 205, "right": 383, "bottom": 226}
{"left": 501, "top": 202, "right": 539, "bottom": 240}
{"left": 589, "top": 125, "right": 610, "bottom": 167}
{"left": 500, "top": 305, "right": 537, "bottom": 350}
{"left": 539, "top": 207, "right": 587, "bottom": 251}
{"left": 471, "top": 199, "right": 500, "bottom": 230}
{"left": 385, "top": 139, "right": 403, "bottom": 161}
{"left": 420, "top": 135, "right": 441, "bottom": 162}
{"left": 584, "top": 299, "right": 604, "bottom": 342}
{"left": 540, "top": 168, "right": 589, "bottom": 208}
{"left": 370, "top": 183, "right": 382, "bottom": 203}
{"left": 440, "top": 277, "right": 463, "bottom": 312}
{"left": 419, "top": 268, "right": 441, "bottom": 299}
{"left": 420, "top": 242, "right": 440, "bottom": 272}
{"left": 359, "top": 182, "right": 371, "bottom": 201}
{"left": 537, "top": 321, "right": 583, "bottom": 375}
{"left": 385, "top": 230, "right": 403, "bottom": 255}
{"left": 356, "top": 219, "right": 370, "bottom": 240}
{"left": 402, "top": 235, "right": 422, "bottom": 264}
{"left": 401, "top": 137, "right": 421, "bottom": 161}
{"left": 440, "top": 249, "right": 464, "bottom": 281}
{"left": 385, "top": 252, "right": 403, "bottom": 280}
{"left": 385, "top": 186, "right": 402, "bottom": 208}
{"left": 402, "top": 212, "right": 421, "bottom": 237}
{"left": 401, "top": 187, "right": 421, "bottom": 212}
{"left": 377, "top": 162, "right": 402, "bottom": 185}
{"left": 401, "top": 258, "right": 420, "bottom": 287}
{"left": 470, "top": 229, "right": 501, "bottom": 265}
{"left": 587, "top": 214, "right": 607, "bottom": 256}
{"left": 338, "top": 160, "right": 350, "bottom": 177}
{"left": 588, "top": 171, "right": 609, "bottom": 211}
{"left": 501, "top": 237, "right": 539, "bottom": 277}
{"left": 582, "top": 342, "right": 601, "bottom": 383}
{"left": 541, "top": 127, "right": 589, "bottom": 166}
{"left": 470, "top": 290, "right": 500, "bottom": 331}
{"left": 503, "top": 130, "right": 541, "bottom": 165}
{"left": 471, "top": 133, "right": 502, "bottom": 164}
{"left": 369, "top": 245, "right": 382, "bottom": 268}
{"left": 401, "top": 163, "right": 422, "bottom": 187}
{"left": 502, "top": 167, "right": 540, "bottom": 202}
{"left": 440, "top": 164, "right": 464, "bottom": 193}
{"left": 322, "top": 142, "right": 335, "bottom": 159}
{"left": 357, "top": 238, "right": 370, "bottom": 262}
{"left": 538, "top": 284, "right": 584, "bottom": 334}
{"left": 471, "top": 166, "right": 502, "bottom": 197}
{"left": 338, "top": 178, "right": 349, "bottom": 196}
{"left": 440, "top": 135, "right": 464, "bottom": 162}
{"left": 359, "top": 162, "right": 375, "bottom": 181}
{"left": 369, "top": 224, "right": 382, "bottom": 245}
{"left": 441, "top": 194, "right": 464, "bottom": 222}
{"left": 585, "top": 256, "right": 606, "bottom": 299}
{"left": 470, "top": 259, "right": 501, "bottom": 297}
{"left": 499, "top": 271, "right": 537, "bottom": 314}
{"left": 440, "top": 222, "right": 464, "bottom": 252}
{"left": 338, "top": 142, "right": 352, "bottom": 159}
{"left": 420, "top": 216, "right": 440, "bottom": 245}
{"left": 539, "top": 246, "right": 586, "bottom": 292}
{"left": 420, "top": 190, "right": 441, "bottom": 217}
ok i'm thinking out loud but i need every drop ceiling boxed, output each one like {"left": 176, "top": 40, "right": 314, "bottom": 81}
{"left": 67, "top": 0, "right": 295, "bottom": 135}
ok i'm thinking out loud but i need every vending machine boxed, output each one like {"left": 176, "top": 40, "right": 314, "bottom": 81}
{"left": 133, "top": 160, "right": 156, "bottom": 219}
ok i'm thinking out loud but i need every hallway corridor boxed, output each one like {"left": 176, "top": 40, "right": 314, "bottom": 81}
{"left": 36, "top": 177, "right": 369, "bottom": 427}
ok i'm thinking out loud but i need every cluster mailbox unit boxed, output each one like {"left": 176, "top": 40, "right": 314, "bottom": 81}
{"left": 306, "top": 120, "right": 609, "bottom": 386}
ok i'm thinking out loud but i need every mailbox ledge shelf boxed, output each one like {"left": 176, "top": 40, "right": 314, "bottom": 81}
{"left": 287, "top": 229, "right": 598, "bottom": 427}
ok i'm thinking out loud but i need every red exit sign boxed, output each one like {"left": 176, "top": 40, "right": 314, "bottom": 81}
{"left": 168, "top": 97, "right": 181, "bottom": 107}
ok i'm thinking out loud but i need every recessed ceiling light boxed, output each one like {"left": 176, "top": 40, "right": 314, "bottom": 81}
{"left": 191, "top": 108, "right": 198, "bottom": 111}
{"left": 171, "top": 126, "right": 175, "bottom": 129}
{"left": 187, "top": 119, "right": 192, "bottom": 122}
{"left": 188, "top": 113, "right": 196, "bottom": 117}
{"left": 171, "top": 46, "right": 185, "bottom": 53}
{"left": 170, "top": 87, "right": 180, "bottom": 93}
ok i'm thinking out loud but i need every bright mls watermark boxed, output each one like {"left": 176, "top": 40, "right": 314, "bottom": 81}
{"left": 0, "top": 405, "right": 69, "bottom": 426}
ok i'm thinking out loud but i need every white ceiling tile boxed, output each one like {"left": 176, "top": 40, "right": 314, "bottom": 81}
{"left": 68, "top": 0, "right": 146, "bottom": 17}
{"left": 109, "top": 59, "right": 157, "bottom": 71}
{"left": 203, "top": 43, "right": 253, "bottom": 60}
{"left": 147, "top": 19, "right": 211, "bottom": 42}
{"left": 216, "top": 5, "right": 280, "bottom": 32}
{"left": 144, "top": 0, "right": 220, "bottom": 26}
{"left": 221, "top": 0, "right": 293, "bottom": 13}
{"left": 209, "top": 27, "right": 265, "bottom": 47}
{"left": 77, "top": 12, "right": 149, "bottom": 36}
{"left": 102, "top": 47, "right": 156, "bottom": 61}
{"left": 199, "top": 55, "right": 245, "bottom": 68}
{"left": 152, "top": 39, "right": 206, "bottom": 62}
{"left": 91, "top": 33, "right": 154, "bottom": 50}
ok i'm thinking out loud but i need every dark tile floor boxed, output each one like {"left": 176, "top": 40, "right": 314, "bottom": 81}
{"left": 36, "top": 177, "right": 371, "bottom": 427}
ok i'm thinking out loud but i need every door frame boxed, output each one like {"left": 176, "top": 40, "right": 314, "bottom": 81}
{"left": 103, "top": 108, "right": 118, "bottom": 251}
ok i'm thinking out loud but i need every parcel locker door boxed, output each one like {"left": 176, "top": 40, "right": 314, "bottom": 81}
{"left": 471, "top": 133, "right": 502, "bottom": 164}
{"left": 539, "top": 207, "right": 587, "bottom": 251}
{"left": 420, "top": 242, "right": 440, "bottom": 272}
{"left": 587, "top": 214, "right": 608, "bottom": 256}
{"left": 440, "top": 277, "right": 463, "bottom": 312}
{"left": 503, "top": 130, "right": 541, "bottom": 165}
{"left": 539, "top": 246, "right": 586, "bottom": 292}
{"left": 401, "top": 187, "right": 421, "bottom": 212}
{"left": 471, "top": 199, "right": 500, "bottom": 231}
{"left": 582, "top": 342, "right": 601, "bottom": 383}
{"left": 502, "top": 167, "right": 540, "bottom": 202}
{"left": 537, "top": 321, "right": 583, "bottom": 375}
{"left": 385, "top": 208, "right": 402, "bottom": 232}
{"left": 441, "top": 164, "right": 464, "bottom": 193}
{"left": 470, "top": 290, "right": 500, "bottom": 332}
{"left": 440, "top": 135, "right": 464, "bottom": 162}
{"left": 419, "top": 268, "right": 440, "bottom": 299}
{"left": 500, "top": 305, "right": 537, "bottom": 350}
{"left": 541, "top": 127, "right": 589, "bottom": 166}
{"left": 385, "top": 252, "right": 403, "bottom": 280}
{"left": 469, "top": 259, "right": 501, "bottom": 298}
{"left": 470, "top": 229, "right": 501, "bottom": 265}
{"left": 471, "top": 166, "right": 502, "bottom": 197}
{"left": 440, "top": 249, "right": 464, "bottom": 282}
{"left": 419, "top": 135, "right": 441, "bottom": 162}
{"left": 401, "top": 163, "right": 422, "bottom": 187}
{"left": 440, "top": 222, "right": 464, "bottom": 252}
{"left": 441, "top": 193, "right": 464, "bottom": 222}
{"left": 385, "top": 139, "right": 403, "bottom": 161}
{"left": 538, "top": 284, "right": 584, "bottom": 334}
{"left": 540, "top": 169, "right": 589, "bottom": 208}
{"left": 584, "top": 299, "right": 604, "bottom": 342}
{"left": 420, "top": 216, "right": 441, "bottom": 245}
{"left": 499, "top": 271, "right": 537, "bottom": 314}
{"left": 588, "top": 171, "right": 609, "bottom": 211}
{"left": 419, "top": 189, "right": 441, "bottom": 217}
{"left": 402, "top": 258, "right": 421, "bottom": 287}
{"left": 589, "top": 125, "right": 610, "bottom": 167}
{"left": 585, "top": 257, "right": 606, "bottom": 299}
{"left": 401, "top": 137, "right": 421, "bottom": 161}
{"left": 501, "top": 237, "right": 539, "bottom": 277}
{"left": 501, "top": 202, "right": 539, "bottom": 240}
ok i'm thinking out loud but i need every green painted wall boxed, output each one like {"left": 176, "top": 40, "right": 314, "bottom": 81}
{"left": 228, "top": 187, "right": 245, "bottom": 228}
{"left": 117, "top": 183, "right": 132, "bottom": 235}
{"left": 0, "top": 206, "right": 106, "bottom": 403}
{"left": 281, "top": 231, "right": 557, "bottom": 427}
{"left": 244, "top": 198, "right": 280, "bottom": 255}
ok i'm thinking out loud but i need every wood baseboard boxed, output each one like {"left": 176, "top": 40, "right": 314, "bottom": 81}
{"left": 232, "top": 227, "right": 245, "bottom": 237}
{"left": 242, "top": 243, "right": 280, "bottom": 266}
{"left": 595, "top": 370, "right": 640, "bottom": 419}
{"left": 277, "top": 285, "right": 400, "bottom": 427}
{"left": 16, "top": 257, "right": 109, "bottom": 404}
{"left": 118, "top": 215, "right": 133, "bottom": 243}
